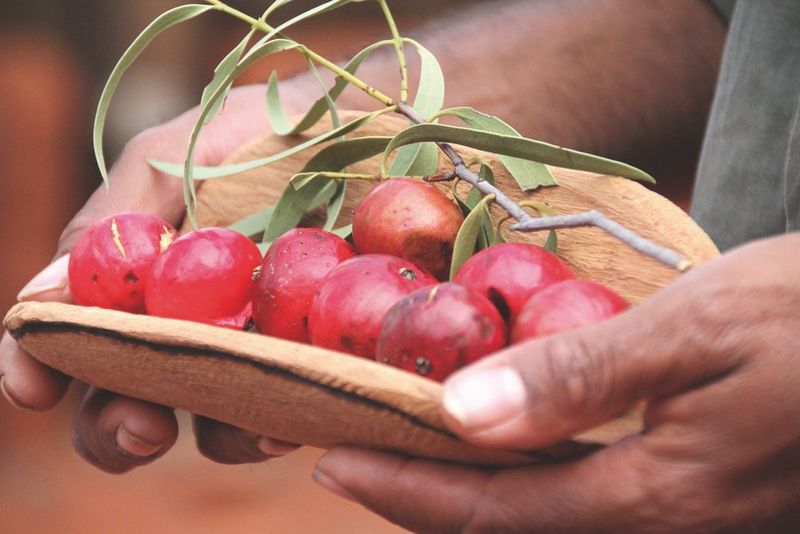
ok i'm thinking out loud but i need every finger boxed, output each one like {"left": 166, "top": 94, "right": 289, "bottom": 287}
{"left": 441, "top": 257, "right": 750, "bottom": 450}
{"left": 193, "top": 415, "right": 299, "bottom": 464}
{"left": 314, "top": 443, "right": 653, "bottom": 533}
{"left": 71, "top": 387, "right": 178, "bottom": 474}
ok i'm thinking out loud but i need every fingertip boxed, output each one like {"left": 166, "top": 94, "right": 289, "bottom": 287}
{"left": 0, "top": 333, "right": 71, "bottom": 411}
{"left": 193, "top": 416, "right": 294, "bottom": 464}
{"left": 16, "top": 254, "right": 71, "bottom": 303}
{"left": 72, "top": 389, "right": 177, "bottom": 473}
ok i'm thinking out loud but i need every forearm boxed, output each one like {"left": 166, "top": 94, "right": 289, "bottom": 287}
{"left": 336, "top": 0, "right": 726, "bottom": 164}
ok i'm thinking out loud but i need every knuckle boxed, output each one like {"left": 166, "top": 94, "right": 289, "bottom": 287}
{"left": 537, "top": 334, "right": 615, "bottom": 415}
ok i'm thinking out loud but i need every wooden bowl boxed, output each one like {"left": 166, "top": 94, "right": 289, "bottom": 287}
{"left": 3, "top": 112, "right": 719, "bottom": 466}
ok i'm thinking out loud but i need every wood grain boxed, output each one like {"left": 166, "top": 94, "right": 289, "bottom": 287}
{"left": 4, "top": 111, "right": 718, "bottom": 466}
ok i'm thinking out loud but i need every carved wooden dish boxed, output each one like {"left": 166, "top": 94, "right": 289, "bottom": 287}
{"left": 4, "top": 112, "right": 719, "bottom": 466}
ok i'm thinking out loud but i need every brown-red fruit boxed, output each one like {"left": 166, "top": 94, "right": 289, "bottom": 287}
{"left": 454, "top": 242, "right": 574, "bottom": 324}
{"left": 352, "top": 178, "right": 464, "bottom": 280}
{"left": 68, "top": 212, "right": 176, "bottom": 313}
{"left": 145, "top": 227, "right": 261, "bottom": 329}
{"left": 253, "top": 228, "right": 356, "bottom": 343}
{"left": 308, "top": 254, "right": 437, "bottom": 358}
{"left": 376, "top": 282, "right": 507, "bottom": 382}
{"left": 511, "top": 279, "right": 628, "bottom": 342}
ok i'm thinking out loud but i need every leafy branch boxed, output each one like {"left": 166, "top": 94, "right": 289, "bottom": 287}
{"left": 94, "top": 0, "right": 692, "bottom": 272}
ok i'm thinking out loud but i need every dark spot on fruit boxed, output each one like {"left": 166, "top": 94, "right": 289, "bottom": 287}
{"left": 476, "top": 314, "right": 495, "bottom": 340}
{"left": 415, "top": 357, "right": 432, "bottom": 375}
{"left": 91, "top": 274, "right": 98, "bottom": 284}
{"left": 340, "top": 336, "right": 354, "bottom": 349}
{"left": 124, "top": 271, "right": 139, "bottom": 284}
{"left": 439, "top": 240, "right": 453, "bottom": 259}
{"left": 302, "top": 316, "right": 308, "bottom": 328}
{"left": 399, "top": 267, "right": 417, "bottom": 281}
{"left": 487, "top": 287, "right": 511, "bottom": 322}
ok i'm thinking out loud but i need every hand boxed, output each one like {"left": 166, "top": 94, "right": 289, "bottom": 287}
{"left": 0, "top": 83, "right": 315, "bottom": 473}
{"left": 312, "top": 233, "right": 800, "bottom": 532}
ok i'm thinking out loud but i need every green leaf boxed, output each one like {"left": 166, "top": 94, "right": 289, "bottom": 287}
{"left": 260, "top": 134, "right": 393, "bottom": 242}
{"left": 434, "top": 107, "right": 556, "bottom": 190}
{"left": 179, "top": 37, "right": 302, "bottom": 226}
{"left": 266, "top": 71, "right": 295, "bottom": 134}
{"left": 323, "top": 180, "right": 347, "bottom": 231}
{"left": 93, "top": 4, "right": 213, "bottom": 184}
{"left": 150, "top": 108, "right": 392, "bottom": 180}
{"left": 450, "top": 194, "right": 496, "bottom": 280}
{"left": 227, "top": 205, "right": 275, "bottom": 237}
{"left": 381, "top": 123, "right": 655, "bottom": 183}
{"left": 331, "top": 224, "right": 353, "bottom": 240}
{"left": 403, "top": 39, "right": 445, "bottom": 119}
{"left": 201, "top": 29, "right": 254, "bottom": 126}
{"left": 267, "top": 39, "right": 394, "bottom": 135}
{"left": 389, "top": 142, "right": 439, "bottom": 176}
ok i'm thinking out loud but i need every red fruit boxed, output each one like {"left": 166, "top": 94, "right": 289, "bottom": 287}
{"left": 352, "top": 178, "right": 464, "bottom": 280}
{"left": 376, "top": 283, "right": 507, "bottom": 382}
{"left": 145, "top": 227, "right": 261, "bottom": 329}
{"left": 253, "top": 228, "right": 356, "bottom": 343}
{"left": 454, "top": 242, "right": 574, "bottom": 324}
{"left": 308, "top": 254, "right": 437, "bottom": 358}
{"left": 511, "top": 279, "right": 628, "bottom": 342}
{"left": 68, "top": 212, "right": 176, "bottom": 313}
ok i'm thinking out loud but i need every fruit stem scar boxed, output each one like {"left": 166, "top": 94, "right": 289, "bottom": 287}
{"left": 110, "top": 218, "right": 127, "bottom": 258}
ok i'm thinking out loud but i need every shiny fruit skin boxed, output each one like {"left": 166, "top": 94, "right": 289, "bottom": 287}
{"left": 309, "top": 254, "right": 437, "bottom": 358}
{"left": 68, "top": 212, "right": 176, "bottom": 313}
{"left": 352, "top": 178, "right": 465, "bottom": 280}
{"left": 376, "top": 282, "right": 508, "bottom": 382}
{"left": 145, "top": 228, "right": 261, "bottom": 329}
{"left": 511, "top": 279, "right": 628, "bottom": 342}
{"left": 253, "top": 228, "right": 356, "bottom": 343}
{"left": 454, "top": 242, "right": 574, "bottom": 324}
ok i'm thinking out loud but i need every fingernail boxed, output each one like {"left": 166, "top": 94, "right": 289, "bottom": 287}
{"left": 257, "top": 436, "right": 299, "bottom": 457}
{"left": 115, "top": 425, "right": 164, "bottom": 458}
{"left": 17, "top": 254, "right": 70, "bottom": 302}
{"left": 312, "top": 468, "right": 355, "bottom": 503}
{"left": 0, "top": 375, "right": 32, "bottom": 411}
{"left": 443, "top": 367, "right": 528, "bottom": 431}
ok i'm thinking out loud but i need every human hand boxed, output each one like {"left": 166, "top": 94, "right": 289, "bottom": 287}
{"left": 0, "top": 83, "right": 318, "bottom": 473}
{"left": 313, "top": 233, "right": 800, "bottom": 532}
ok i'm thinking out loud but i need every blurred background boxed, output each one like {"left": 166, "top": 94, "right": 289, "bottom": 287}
{"left": 0, "top": 1, "right": 701, "bottom": 532}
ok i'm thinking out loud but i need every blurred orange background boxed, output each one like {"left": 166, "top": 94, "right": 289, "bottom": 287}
{"left": 0, "top": 1, "right": 698, "bottom": 532}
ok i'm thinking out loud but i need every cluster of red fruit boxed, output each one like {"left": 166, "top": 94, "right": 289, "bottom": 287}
{"left": 68, "top": 178, "right": 627, "bottom": 382}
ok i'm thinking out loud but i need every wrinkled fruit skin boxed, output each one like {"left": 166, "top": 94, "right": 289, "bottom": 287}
{"left": 377, "top": 282, "right": 508, "bottom": 382}
{"left": 352, "top": 178, "right": 465, "bottom": 280}
{"left": 68, "top": 212, "right": 176, "bottom": 313}
{"left": 454, "top": 242, "right": 574, "bottom": 324}
{"left": 309, "top": 254, "right": 437, "bottom": 358}
{"left": 253, "top": 228, "right": 356, "bottom": 343}
{"left": 512, "top": 279, "right": 628, "bottom": 342}
{"left": 145, "top": 227, "right": 261, "bottom": 329}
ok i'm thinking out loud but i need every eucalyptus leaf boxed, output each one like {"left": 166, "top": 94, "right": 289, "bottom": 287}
{"left": 323, "top": 180, "right": 347, "bottom": 231}
{"left": 450, "top": 194, "right": 495, "bottom": 280}
{"left": 267, "top": 39, "right": 394, "bottom": 135}
{"left": 150, "top": 109, "right": 392, "bottom": 180}
{"left": 93, "top": 4, "right": 213, "bottom": 184}
{"left": 331, "top": 224, "right": 353, "bottom": 239}
{"left": 389, "top": 142, "right": 439, "bottom": 176}
{"left": 266, "top": 71, "right": 295, "bottom": 134}
{"left": 179, "top": 38, "right": 302, "bottom": 226}
{"left": 201, "top": 29, "right": 254, "bottom": 126}
{"left": 403, "top": 38, "right": 445, "bottom": 119}
{"left": 381, "top": 123, "right": 655, "bottom": 183}
{"left": 227, "top": 205, "right": 275, "bottom": 237}
{"left": 434, "top": 107, "right": 556, "bottom": 190}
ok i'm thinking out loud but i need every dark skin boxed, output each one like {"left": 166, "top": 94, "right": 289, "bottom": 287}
{"left": 8, "top": 0, "right": 796, "bottom": 531}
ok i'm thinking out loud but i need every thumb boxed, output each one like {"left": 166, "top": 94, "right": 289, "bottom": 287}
{"left": 439, "top": 274, "right": 741, "bottom": 450}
